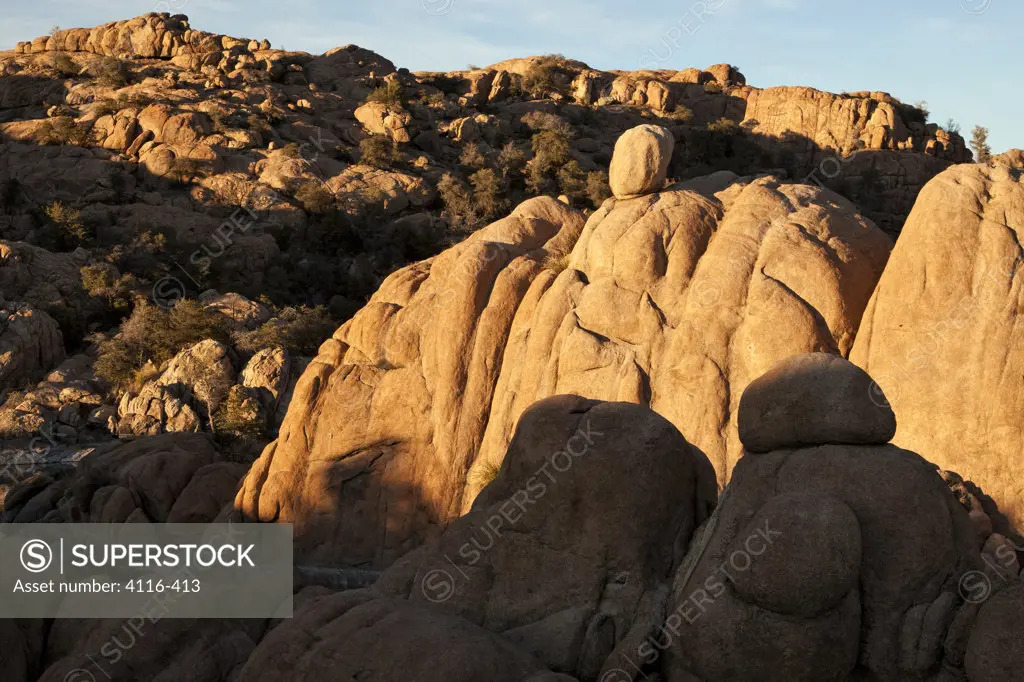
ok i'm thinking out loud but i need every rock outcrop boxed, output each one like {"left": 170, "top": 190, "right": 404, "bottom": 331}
{"left": 237, "top": 124, "right": 894, "bottom": 566}
{"left": 0, "top": 300, "right": 64, "bottom": 391}
{"left": 373, "top": 395, "right": 717, "bottom": 679}
{"left": 664, "top": 354, "right": 984, "bottom": 681}
{"left": 851, "top": 156, "right": 1024, "bottom": 531}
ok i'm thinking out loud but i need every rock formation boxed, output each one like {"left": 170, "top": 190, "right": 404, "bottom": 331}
{"left": 851, "top": 154, "right": 1024, "bottom": 532}
{"left": 0, "top": 300, "right": 64, "bottom": 391}
{"left": 237, "top": 123, "right": 893, "bottom": 566}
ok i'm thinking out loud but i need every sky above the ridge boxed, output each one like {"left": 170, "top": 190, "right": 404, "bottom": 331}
{"left": 2, "top": 0, "right": 1019, "bottom": 152}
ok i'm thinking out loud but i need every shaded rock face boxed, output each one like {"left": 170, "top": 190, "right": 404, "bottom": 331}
{"left": 0, "top": 432, "right": 241, "bottom": 524}
{"left": 0, "top": 301, "right": 64, "bottom": 391}
{"left": 238, "top": 147, "right": 893, "bottom": 566}
{"left": 663, "top": 353, "right": 984, "bottom": 682}
{"left": 374, "top": 395, "right": 717, "bottom": 679}
{"left": 238, "top": 591, "right": 572, "bottom": 682}
{"left": 850, "top": 159, "right": 1024, "bottom": 531}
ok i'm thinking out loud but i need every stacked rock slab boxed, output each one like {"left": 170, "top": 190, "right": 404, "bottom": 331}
{"left": 237, "top": 125, "right": 894, "bottom": 567}
{"left": 663, "top": 353, "right": 985, "bottom": 681}
{"left": 850, "top": 156, "right": 1024, "bottom": 532}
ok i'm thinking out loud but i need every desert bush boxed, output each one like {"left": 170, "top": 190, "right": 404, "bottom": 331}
{"left": 525, "top": 129, "right": 571, "bottom": 195}
{"left": 213, "top": 385, "right": 266, "bottom": 437}
{"left": 557, "top": 160, "right": 587, "bottom": 204}
{"left": 44, "top": 201, "right": 89, "bottom": 244}
{"left": 945, "top": 118, "right": 961, "bottom": 135}
{"left": 543, "top": 250, "right": 571, "bottom": 274}
{"left": 706, "top": 117, "right": 741, "bottom": 135}
{"left": 51, "top": 53, "right": 77, "bottom": 77}
{"left": 235, "top": 305, "right": 335, "bottom": 356}
{"left": 365, "top": 80, "right": 405, "bottom": 108}
{"left": 94, "top": 299, "right": 230, "bottom": 389}
{"left": 470, "top": 168, "right": 506, "bottom": 222}
{"left": 668, "top": 104, "right": 694, "bottom": 123}
{"left": 95, "top": 57, "right": 130, "bottom": 87}
{"left": 703, "top": 82, "right": 723, "bottom": 94}
{"left": 419, "top": 91, "right": 447, "bottom": 107}
{"left": 80, "top": 264, "right": 116, "bottom": 294}
{"left": 359, "top": 135, "right": 400, "bottom": 169}
{"left": 586, "top": 170, "right": 611, "bottom": 208}
{"left": 520, "top": 111, "right": 573, "bottom": 137}
{"left": 523, "top": 54, "right": 571, "bottom": 97}
{"left": 437, "top": 172, "right": 474, "bottom": 227}
{"left": 496, "top": 141, "right": 527, "bottom": 179}
{"left": 459, "top": 143, "right": 487, "bottom": 169}
{"left": 531, "top": 129, "right": 571, "bottom": 170}
{"left": 971, "top": 125, "right": 992, "bottom": 162}
{"left": 295, "top": 181, "right": 335, "bottom": 214}
{"left": 37, "top": 116, "right": 90, "bottom": 146}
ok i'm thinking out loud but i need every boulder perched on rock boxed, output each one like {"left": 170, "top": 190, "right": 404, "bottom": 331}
{"left": 851, "top": 158, "right": 1024, "bottom": 531}
{"left": 608, "top": 124, "right": 674, "bottom": 198}
{"left": 738, "top": 352, "right": 896, "bottom": 452}
{"left": 374, "top": 395, "right": 717, "bottom": 679}
{"left": 238, "top": 169, "right": 892, "bottom": 567}
{"left": 663, "top": 353, "right": 984, "bottom": 682}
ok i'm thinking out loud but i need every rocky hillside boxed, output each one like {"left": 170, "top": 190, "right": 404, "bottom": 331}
{"left": 0, "top": 13, "right": 970, "bottom": 469}
{"left": 2, "top": 12, "right": 1022, "bottom": 682}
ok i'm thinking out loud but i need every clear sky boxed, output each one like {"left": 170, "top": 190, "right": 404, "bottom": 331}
{"left": 2, "top": 0, "right": 1020, "bottom": 152}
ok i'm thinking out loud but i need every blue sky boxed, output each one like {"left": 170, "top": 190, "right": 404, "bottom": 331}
{"left": 2, "top": 0, "right": 1019, "bottom": 152}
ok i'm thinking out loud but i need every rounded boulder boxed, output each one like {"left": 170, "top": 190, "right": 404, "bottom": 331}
{"left": 738, "top": 352, "right": 897, "bottom": 453}
{"left": 608, "top": 124, "right": 674, "bottom": 198}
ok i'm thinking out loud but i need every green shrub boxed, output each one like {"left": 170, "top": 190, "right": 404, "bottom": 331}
{"left": 295, "top": 181, "right": 335, "bottom": 214}
{"left": 531, "top": 129, "right": 570, "bottom": 170}
{"left": 520, "top": 111, "right": 573, "bottom": 137}
{"left": 51, "top": 53, "right": 77, "bottom": 77}
{"left": 523, "top": 54, "right": 571, "bottom": 97}
{"left": 80, "top": 264, "right": 115, "bottom": 294}
{"left": 437, "top": 173, "right": 474, "bottom": 228}
{"left": 359, "top": 135, "right": 400, "bottom": 169}
{"left": 95, "top": 57, "right": 130, "bottom": 87}
{"left": 470, "top": 168, "right": 506, "bottom": 222}
{"left": 706, "top": 117, "right": 741, "bottom": 135}
{"left": 94, "top": 299, "right": 230, "bottom": 390}
{"left": 44, "top": 201, "right": 89, "bottom": 244}
{"left": 668, "top": 104, "right": 694, "bottom": 123}
{"left": 971, "top": 125, "right": 992, "bottom": 162}
{"left": 235, "top": 305, "right": 335, "bottom": 356}
{"left": 37, "top": 116, "right": 90, "bottom": 146}
{"left": 213, "top": 385, "right": 266, "bottom": 438}
{"left": 496, "top": 141, "right": 527, "bottom": 179}
{"left": 557, "top": 160, "right": 586, "bottom": 204}
{"left": 459, "top": 143, "right": 487, "bottom": 170}
{"left": 365, "top": 80, "right": 405, "bottom": 108}
{"left": 586, "top": 170, "right": 611, "bottom": 208}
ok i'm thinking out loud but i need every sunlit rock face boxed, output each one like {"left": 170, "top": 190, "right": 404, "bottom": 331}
{"left": 237, "top": 124, "right": 893, "bottom": 567}
{"left": 851, "top": 156, "right": 1024, "bottom": 531}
